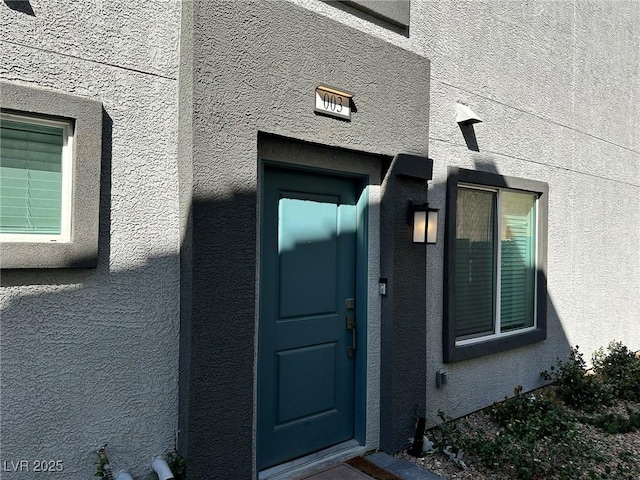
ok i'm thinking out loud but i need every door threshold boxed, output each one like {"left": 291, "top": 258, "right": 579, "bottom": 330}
{"left": 259, "top": 440, "right": 365, "bottom": 480}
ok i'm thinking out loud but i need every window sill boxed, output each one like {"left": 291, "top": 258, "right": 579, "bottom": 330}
{"left": 444, "top": 328, "right": 546, "bottom": 363}
{"left": 1, "top": 240, "right": 100, "bottom": 269}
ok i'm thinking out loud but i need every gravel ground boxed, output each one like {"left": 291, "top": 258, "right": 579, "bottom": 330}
{"left": 396, "top": 393, "right": 640, "bottom": 480}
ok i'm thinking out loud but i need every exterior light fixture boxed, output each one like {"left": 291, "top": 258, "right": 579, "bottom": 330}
{"left": 456, "top": 102, "right": 482, "bottom": 151}
{"left": 409, "top": 203, "right": 439, "bottom": 244}
{"left": 455, "top": 102, "right": 482, "bottom": 125}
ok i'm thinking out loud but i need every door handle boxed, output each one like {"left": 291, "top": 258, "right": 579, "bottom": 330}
{"left": 346, "top": 314, "right": 356, "bottom": 358}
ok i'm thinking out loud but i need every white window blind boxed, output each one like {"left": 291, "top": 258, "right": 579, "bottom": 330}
{"left": 500, "top": 191, "right": 536, "bottom": 331}
{"left": 454, "top": 186, "right": 537, "bottom": 342}
{"left": 454, "top": 188, "right": 495, "bottom": 339}
{"left": 0, "top": 116, "right": 71, "bottom": 240}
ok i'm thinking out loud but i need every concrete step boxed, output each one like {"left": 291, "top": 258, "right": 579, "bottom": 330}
{"left": 296, "top": 453, "right": 446, "bottom": 480}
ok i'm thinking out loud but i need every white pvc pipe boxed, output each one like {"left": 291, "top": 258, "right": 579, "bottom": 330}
{"left": 115, "top": 472, "right": 133, "bottom": 480}
{"left": 152, "top": 457, "right": 175, "bottom": 480}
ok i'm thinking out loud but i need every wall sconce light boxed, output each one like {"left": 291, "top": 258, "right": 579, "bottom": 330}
{"left": 456, "top": 102, "right": 482, "bottom": 151}
{"left": 455, "top": 102, "right": 482, "bottom": 125}
{"left": 409, "top": 203, "right": 439, "bottom": 244}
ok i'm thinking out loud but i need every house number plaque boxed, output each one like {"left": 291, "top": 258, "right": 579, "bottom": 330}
{"left": 315, "top": 85, "right": 353, "bottom": 121}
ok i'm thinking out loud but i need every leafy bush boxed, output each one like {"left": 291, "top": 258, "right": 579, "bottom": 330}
{"left": 488, "top": 385, "right": 570, "bottom": 433}
{"left": 424, "top": 343, "right": 640, "bottom": 479}
{"left": 485, "top": 387, "right": 603, "bottom": 479}
{"left": 580, "top": 407, "right": 640, "bottom": 434}
{"left": 540, "top": 346, "right": 614, "bottom": 413}
{"left": 593, "top": 341, "right": 640, "bottom": 402}
{"left": 429, "top": 388, "right": 604, "bottom": 479}
{"left": 430, "top": 410, "right": 462, "bottom": 453}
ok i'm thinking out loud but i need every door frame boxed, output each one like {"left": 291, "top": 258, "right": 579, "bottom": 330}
{"left": 256, "top": 158, "right": 370, "bottom": 468}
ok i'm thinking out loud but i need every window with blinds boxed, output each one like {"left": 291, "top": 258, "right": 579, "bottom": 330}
{"left": 444, "top": 167, "right": 547, "bottom": 362}
{"left": 454, "top": 187, "right": 496, "bottom": 339}
{"left": 454, "top": 185, "right": 537, "bottom": 344}
{"left": 0, "top": 114, "right": 72, "bottom": 242}
{"left": 500, "top": 191, "right": 536, "bottom": 332}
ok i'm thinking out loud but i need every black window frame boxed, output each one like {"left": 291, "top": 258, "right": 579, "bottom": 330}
{"left": 443, "top": 167, "right": 549, "bottom": 363}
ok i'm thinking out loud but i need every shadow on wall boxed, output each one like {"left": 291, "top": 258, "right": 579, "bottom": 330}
{"left": 3, "top": 0, "right": 35, "bottom": 16}
{"left": 459, "top": 123, "right": 480, "bottom": 152}
{"left": 0, "top": 109, "right": 181, "bottom": 479}
{"left": 0, "top": 253, "right": 181, "bottom": 480}
{"left": 172, "top": 190, "right": 259, "bottom": 479}
{"left": 1, "top": 151, "right": 579, "bottom": 478}
{"left": 324, "top": 0, "right": 410, "bottom": 37}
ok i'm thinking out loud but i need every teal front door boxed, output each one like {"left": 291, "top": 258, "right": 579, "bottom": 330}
{"left": 258, "top": 166, "right": 360, "bottom": 470}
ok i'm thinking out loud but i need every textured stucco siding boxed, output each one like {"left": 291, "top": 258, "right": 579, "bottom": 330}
{"left": 180, "top": 1, "right": 431, "bottom": 477}
{"left": 419, "top": 0, "right": 640, "bottom": 423}
{"left": 0, "top": 1, "right": 181, "bottom": 479}
{"left": 1, "top": 0, "right": 638, "bottom": 477}
{"left": 292, "top": 0, "right": 640, "bottom": 425}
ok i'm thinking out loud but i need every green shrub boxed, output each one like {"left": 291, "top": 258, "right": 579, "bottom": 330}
{"left": 540, "top": 346, "right": 614, "bottom": 413}
{"left": 425, "top": 342, "right": 640, "bottom": 479}
{"left": 429, "top": 388, "right": 604, "bottom": 479}
{"left": 429, "top": 410, "right": 469, "bottom": 456}
{"left": 580, "top": 407, "right": 640, "bottom": 434}
{"left": 593, "top": 341, "right": 640, "bottom": 402}
{"left": 484, "top": 386, "right": 601, "bottom": 479}
{"left": 615, "top": 450, "right": 640, "bottom": 479}
{"left": 489, "top": 385, "right": 571, "bottom": 434}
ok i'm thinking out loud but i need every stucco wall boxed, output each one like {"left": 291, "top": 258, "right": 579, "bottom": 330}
{"left": 293, "top": 0, "right": 640, "bottom": 423}
{"left": 420, "top": 0, "right": 640, "bottom": 422}
{"left": 0, "top": 1, "right": 181, "bottom": 478}
{"left": 2, "top": 0, "right": 638, "bottom": 478}
{"left": 180, "top": 1, "right": 431, "bottom": 477}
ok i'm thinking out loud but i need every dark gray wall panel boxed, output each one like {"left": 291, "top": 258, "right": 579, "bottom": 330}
{"left": 179, "top": 1, "right": 430, "bottom": 478}
{"left": 379, "top": 155, "right": 431, "bottom": 452}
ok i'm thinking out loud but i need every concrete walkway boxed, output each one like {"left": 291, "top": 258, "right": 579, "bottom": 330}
{"left": 297, "top": 452, "right": 446, "bottom": 480}
{"left": 365, "top": 453, "right": 445, "bottom": 480}
{"left": 297, "top": 464, "right": 376, "bottom": 479}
